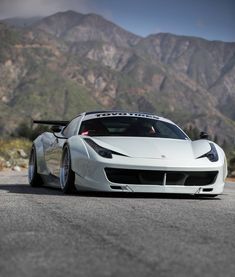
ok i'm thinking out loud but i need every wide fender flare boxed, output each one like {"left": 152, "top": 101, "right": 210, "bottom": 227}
{"left": 33, "top": 134, "right": 50, "bottom": 175}
{"left": 66, "top": 136, "right": 90, "bottom": 177}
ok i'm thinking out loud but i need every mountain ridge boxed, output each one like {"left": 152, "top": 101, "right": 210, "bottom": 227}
{"left": 3, "top": 11, "right": 234, "bottom": 43}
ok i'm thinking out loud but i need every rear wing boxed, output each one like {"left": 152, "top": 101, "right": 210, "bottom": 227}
{"left": 33, "top": 120, "right": 69, "bottom": 126}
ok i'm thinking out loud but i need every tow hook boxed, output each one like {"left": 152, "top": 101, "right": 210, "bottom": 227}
{"left": 195, "top": 187, "right": 202, "bottom": 195}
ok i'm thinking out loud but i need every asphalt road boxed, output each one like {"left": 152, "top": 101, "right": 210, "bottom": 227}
{"left": 0, "top": 171, "right": 235, "bottom": 277}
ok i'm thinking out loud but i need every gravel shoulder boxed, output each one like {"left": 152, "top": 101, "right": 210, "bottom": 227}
{"left": 0, "top": 171, "right": 235, "bottom": 277}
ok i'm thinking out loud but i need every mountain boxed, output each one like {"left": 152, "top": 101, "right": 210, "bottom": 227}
{"left": 34, "top": 11, "right": 141, "bottom": 47}
{"left": 0, "top": 11, "right": 235, "bottom": 146}
{"left": 136, "top": 33, "right": 235, "bottom": 120}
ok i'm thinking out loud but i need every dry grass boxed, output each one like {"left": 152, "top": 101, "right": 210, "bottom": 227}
{"left": 0, "top": 160, "right": 4, "bottom": 171}
{"left": 0, "top": 138, "right": 32, "bottom": 160}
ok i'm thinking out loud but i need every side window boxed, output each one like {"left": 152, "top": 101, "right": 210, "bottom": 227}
{"left": 75, "top": 116, "right": 83, "bottom": 134}
{"left": 62, "top": 117, "right": 81, "bottom": 138}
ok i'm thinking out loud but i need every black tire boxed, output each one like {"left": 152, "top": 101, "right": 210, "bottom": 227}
{"left": 60, "top": 145, "right": 76, "bottom": 194}
{"left": 28, "top": 145, "right": 43, "bottom": 187}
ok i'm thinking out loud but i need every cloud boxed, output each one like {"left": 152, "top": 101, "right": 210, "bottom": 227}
{"left": 0, "top": 0, "right": 96, "bottom": 19}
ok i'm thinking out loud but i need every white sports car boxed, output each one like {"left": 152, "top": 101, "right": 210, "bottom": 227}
{"left": 29, "top": 111, "right": 227, "bottom": 196}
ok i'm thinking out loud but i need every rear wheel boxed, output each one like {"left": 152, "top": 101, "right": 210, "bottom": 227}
{"left": 28, "top": 146, "right": 43, "bottom": 187}
{"left": 60, "top": 145, "right": 76, "bottom": 194}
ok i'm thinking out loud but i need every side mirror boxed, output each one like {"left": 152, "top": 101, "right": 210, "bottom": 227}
{"left": 200, "top": 131, "right": 209, "bottom": 139}
{"left": 51, "top": 125, "right": 62, "bottom": 133}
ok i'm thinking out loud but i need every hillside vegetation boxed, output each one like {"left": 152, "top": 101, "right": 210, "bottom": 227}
{"left": 0, "top": 11, "right": 235, "bottom": 166}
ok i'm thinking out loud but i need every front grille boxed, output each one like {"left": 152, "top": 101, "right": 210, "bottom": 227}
{"left": 105, "top": 168, "right": 218, "bottom": 186}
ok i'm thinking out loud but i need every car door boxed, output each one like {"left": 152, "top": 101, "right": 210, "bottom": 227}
{"left": 44, "top": 130, "right": 64, "bottom": 177}
{"left": 46, "top": 116, "right": 82, "bottom": 177}
{"left": 44, "top": 136, "right": 65, "bottom": 177}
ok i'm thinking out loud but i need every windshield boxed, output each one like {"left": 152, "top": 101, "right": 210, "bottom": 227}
{"left": 79, "top": 116, "right": 188, "bottom": 140}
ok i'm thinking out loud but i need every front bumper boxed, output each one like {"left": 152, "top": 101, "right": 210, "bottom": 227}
{"left": 73, "top": 156, "right": 225, "bottom": 195}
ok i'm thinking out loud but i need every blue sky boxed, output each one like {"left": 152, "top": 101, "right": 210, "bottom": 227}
{"left": 94, "top": 0, "right": 235, "bottom": 41}
{"left": 0, "top": 0, "right": 234, "bottom": 41}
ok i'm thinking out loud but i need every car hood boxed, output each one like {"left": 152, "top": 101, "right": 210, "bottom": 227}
{"left": 90, "top": 137, "right": 211, "bottom": 160}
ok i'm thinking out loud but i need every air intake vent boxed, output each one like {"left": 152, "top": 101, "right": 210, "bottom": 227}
{"left": 105, "top": 168, "right": 218, "bottom": 186}
{"left": 105, "top": 168, "right": 164, "bottom": 185}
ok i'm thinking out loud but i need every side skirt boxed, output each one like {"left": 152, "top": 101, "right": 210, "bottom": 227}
{"left": 41, "top": 173, "right": 60, "bottom": 188}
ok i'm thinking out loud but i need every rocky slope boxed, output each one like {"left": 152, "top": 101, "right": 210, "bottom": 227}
{"left": 0, "top": 11, "right": 235, "bottom": 146}
{"left": 136, "top": 33, "right": 235, "bottom": 120}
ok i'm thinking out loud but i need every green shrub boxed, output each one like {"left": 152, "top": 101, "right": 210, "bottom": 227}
{"left": 14, "top": 122, "right": 50, "bottom": 140}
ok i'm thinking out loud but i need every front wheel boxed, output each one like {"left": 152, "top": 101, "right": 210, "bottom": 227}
{"left": 28, "top": 145, "right": 43, "bottom": 187}
{"left": 60, "top": 145, "right": 76, "bottom": 194}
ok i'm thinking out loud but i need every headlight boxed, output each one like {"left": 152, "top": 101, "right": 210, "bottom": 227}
{"left": 84, "top": 138, "right": 112, "bottom": 158}
{"left": 198, "top": 143, "right": 219, "bottom": 162}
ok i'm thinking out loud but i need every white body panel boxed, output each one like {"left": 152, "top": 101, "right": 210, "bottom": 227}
{"left": 69, "top": 136, "right": 226, "bottom": 195}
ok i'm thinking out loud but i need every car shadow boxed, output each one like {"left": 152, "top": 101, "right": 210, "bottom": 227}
{"left": 76, "top": 191, "right": 221, "bottom": 200}
{"left": 0, "top": 183, "right": 221, "bottom": 200}
{"left": 0, "top": 184, "right": 63, "bottom": 196}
